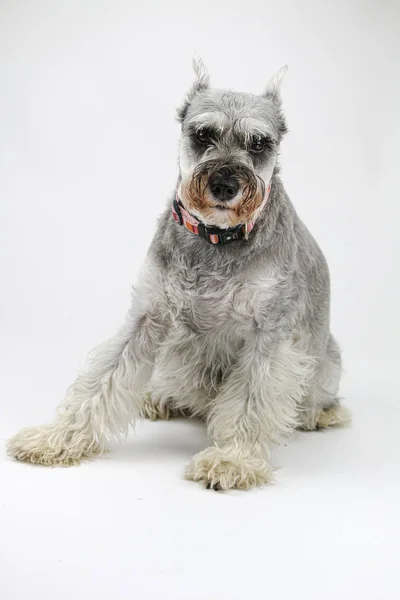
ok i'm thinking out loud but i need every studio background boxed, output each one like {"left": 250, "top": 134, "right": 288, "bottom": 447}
{"left": 1, "top": 2, "right": 399, "bottom": 600}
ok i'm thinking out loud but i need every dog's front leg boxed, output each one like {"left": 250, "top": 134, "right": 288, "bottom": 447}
{"left": 186, "top": 336, "right": 315, "bottom": 490}
{"left": 7, "top": 279, "right": 168, "bottom": 466}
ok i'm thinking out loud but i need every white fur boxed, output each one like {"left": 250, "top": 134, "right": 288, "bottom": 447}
{"left": 191, "top": 111, "right": 229, "bottom": 132}
{"left": 238, "top": 117, "right": 277, "bottom": 141}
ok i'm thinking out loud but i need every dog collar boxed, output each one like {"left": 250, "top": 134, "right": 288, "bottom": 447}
{"left": 172, "top": 184, "right": 271, "bottom": 246}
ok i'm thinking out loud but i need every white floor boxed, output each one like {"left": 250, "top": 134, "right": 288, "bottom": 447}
{"left": 1, "top": 369, "right": 399, "bottom": 600}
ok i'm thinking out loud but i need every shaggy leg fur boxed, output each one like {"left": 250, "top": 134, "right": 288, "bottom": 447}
{"left": 186, "top": 338, "right": 316, "bottom": 490}
{"left": 297, "top": 334, "right": 350, "bottom": 431}
{"left": 7, "top": 288, "right": 167, "bottom": 466}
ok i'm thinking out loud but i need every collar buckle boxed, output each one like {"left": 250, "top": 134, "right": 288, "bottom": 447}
{"left": 220, "top": 226, "right": 242, "bottom": 245}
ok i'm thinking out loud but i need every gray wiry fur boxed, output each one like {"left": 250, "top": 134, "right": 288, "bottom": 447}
{"left": 7, "top": 59, "right": 350, "bottom": 490}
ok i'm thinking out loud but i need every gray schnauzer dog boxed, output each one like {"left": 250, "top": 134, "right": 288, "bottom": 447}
{"left": 8, "top": 58, "right": 350, "bottom": 490}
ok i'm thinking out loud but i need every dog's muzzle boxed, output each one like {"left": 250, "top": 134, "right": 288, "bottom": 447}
{"left": 192, "top": 160, "right": 262, "bottom": 204}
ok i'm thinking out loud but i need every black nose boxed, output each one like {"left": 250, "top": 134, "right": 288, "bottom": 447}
{"left": 210, "top": 176, "right": 239, "bottom": 201}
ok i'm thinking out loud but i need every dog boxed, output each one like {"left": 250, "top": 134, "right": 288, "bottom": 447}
{"left": 7, "top": 58, "right": 350, "bottom": 490}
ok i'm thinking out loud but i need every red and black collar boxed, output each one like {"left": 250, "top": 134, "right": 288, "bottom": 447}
{"left": 172, "top": 184, "right": 270, "bottom": 246}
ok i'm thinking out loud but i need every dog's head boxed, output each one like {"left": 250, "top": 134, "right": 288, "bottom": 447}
{"left": 177, "top": 57, "right": 288, "bottom": 229}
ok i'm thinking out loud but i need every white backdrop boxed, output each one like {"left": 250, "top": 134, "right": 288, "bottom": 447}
{"left": 1, "top": 2, "right": 399, "bottom": 600}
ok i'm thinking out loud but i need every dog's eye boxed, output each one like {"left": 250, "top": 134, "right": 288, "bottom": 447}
{"left": 249, "top": 137, "right": 270, "bottom": 153}
{"left": 196, "top": 129, "right": 212, "bottom": 145}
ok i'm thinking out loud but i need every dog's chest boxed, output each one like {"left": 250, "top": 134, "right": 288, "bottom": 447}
{"left": 163, "top": 260, "right": 277, "bottom": 336}
{"left": 154, "top": 257, "right": 279, "bottom": 395}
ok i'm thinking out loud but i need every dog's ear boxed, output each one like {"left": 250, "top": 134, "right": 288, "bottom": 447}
{"left": 177, "top": 55, "right": 210, "bottom": 123}
{"left": 263, "top": 65, "right": 288, "bottom": 139}
{"left": 264, "top": 65, "right": 288, "bottom": 99}
{"left": 191, "top": 55, "right": 210, "bottom": 93}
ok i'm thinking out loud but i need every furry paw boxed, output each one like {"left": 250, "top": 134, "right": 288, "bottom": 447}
{"left": 7, "top": 425, "right": 104, "bottom": 466}
{"left": 185, "top": 446, "right": 273, "bottom": 490}
{"left": 316, "top": 404, "right": 351, "bottom": 429}
{"left": 299, "top": 403, "right": 351, "bottom": 431}
{"left": 140, "top": 393, "right": 172, "bottom": 421}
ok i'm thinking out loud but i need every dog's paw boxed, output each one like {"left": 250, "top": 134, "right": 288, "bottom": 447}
{"left": 185, "top": 446, "right": 273, "bottom": 490}
{"left": 316, "top": 404, "right": 351, "bottom": 429}
{"left": 140, "top": 393, "right": 172, "bottom": 421}
{"left": 7, "top": 425, "right": 104, "bottom": 466}
{"left": 299, "top": 404, "right": 351, "bottom": 431}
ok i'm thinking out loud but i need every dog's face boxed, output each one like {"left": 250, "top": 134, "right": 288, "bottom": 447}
{"left": 177, "top": 59, "right": 288, "bottom": 228}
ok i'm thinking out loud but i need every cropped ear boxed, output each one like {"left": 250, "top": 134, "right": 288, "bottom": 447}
{"left": 177, "top": 55, "right": 210, "bottom": 123}
{"left": 263, "top": 65, "right": 288, "bottom": 99}
{"left": 262, "top": 65, "right": 288, "bottom": 139}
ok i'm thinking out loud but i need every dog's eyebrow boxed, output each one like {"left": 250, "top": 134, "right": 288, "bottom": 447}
{"left": 235, "top": 118, "right": 276, "bottom": 142}
{"left": 188, "top": 112, "right": 230, "bottom": 133}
